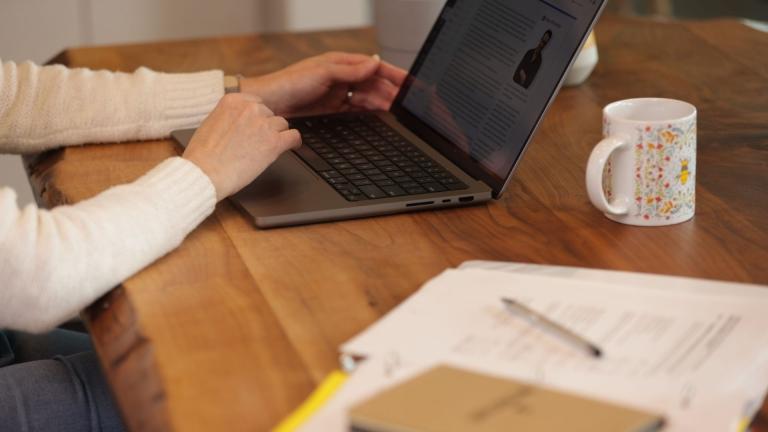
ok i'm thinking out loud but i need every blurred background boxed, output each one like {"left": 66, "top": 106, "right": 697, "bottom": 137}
{"left": 609, "top": 0, "right": 768, "bottom": 19}
{"left": 1, "top": 0, "right": 766, "bottom": 206}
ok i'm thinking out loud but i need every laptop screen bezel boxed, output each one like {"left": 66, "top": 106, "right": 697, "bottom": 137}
{"left": 389, "top": 0, "right": 607, "bottom": 198}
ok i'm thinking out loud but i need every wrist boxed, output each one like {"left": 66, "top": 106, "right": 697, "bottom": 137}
{"left": 240, "top": 75, "right": 282, "bottom": 114}
{"left": 182, "top": 154, "right": 225, "bottom": 201}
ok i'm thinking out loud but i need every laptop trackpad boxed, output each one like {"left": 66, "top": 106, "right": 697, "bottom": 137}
{"left": 230, "top": 151, "right": 342, "bottom": 218}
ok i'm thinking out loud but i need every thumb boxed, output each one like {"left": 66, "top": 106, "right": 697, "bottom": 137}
{"left": 327, "top": 55, "right": 380, "bottom": 84}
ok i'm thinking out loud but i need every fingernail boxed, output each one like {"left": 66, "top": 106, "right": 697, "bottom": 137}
{"left": 372, "top": 54, "right": 381, "bottom": 62}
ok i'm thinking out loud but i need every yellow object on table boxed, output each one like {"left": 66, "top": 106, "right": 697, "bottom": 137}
{"left": 272, "top": 370, "right": 349, "bottom": 432}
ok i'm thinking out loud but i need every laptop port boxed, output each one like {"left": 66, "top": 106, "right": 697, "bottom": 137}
{"left": 406, "top": 201, "right": 434, "bottom": 207}
{"left": 459, "top": 196, "right": 474, "bottom": 203}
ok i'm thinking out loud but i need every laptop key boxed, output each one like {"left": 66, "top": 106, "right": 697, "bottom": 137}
{"left": 327, "top": 177, "right": 348, "bottom": 185}
{"left": 332, "top": 183, "right": 349, "bottom": 190}
{"left": 320, "top": 170, "right": 342, "bottom": 179}
{"left": 417, "top": 161, "right": 436, "bottom": 168}
{"left": 341, "top": 189, "right": 366, "bottom": 202}
{"left": 359, "top": 185, "right": 387, "bottom": 199}
{"left": 391, "top": 176, "right": 412, "bottom": 184}
{"left": 399, "top": 181, "right": 419, "bottom": 189}
{"left": 404, "top": 186, "right": 428, "bottom": 195}
{"left": 437, "top": 176, "right": 459, "bottom": 184}
{"left": 369, "top": 174, "right": 389, "bottom": 182}
{"left": 375, "top": 179, "right": 395, "bottom": 187}
{"left": 381, "top": 185, "right": 407, "bottom": 197}
{"left": 352, "top": 178, "right": 373, "bottom": 186}
{"left": 373, "top": 160, "right": 395, "bottom": 168}
{"left": 365, "top": 138, "right": 387, "bottom": 146}
{"left": 422, "top": 182, "right": 447, "bottom": 193}
{"left": 444, "top": 182, "right": 470, "bottom": 191}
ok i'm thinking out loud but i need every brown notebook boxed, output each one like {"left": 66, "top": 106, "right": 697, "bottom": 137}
{"left": 349, "top": 365, "right": 664, "bottom": 432}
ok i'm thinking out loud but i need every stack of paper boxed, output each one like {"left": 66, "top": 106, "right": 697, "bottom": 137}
{"left": 299, "top": 262, "right": 768, "bottom": 432}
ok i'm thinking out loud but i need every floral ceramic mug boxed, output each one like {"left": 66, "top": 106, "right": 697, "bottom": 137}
{"left": 586, "top": 98, "right": 697, "bottom": 226}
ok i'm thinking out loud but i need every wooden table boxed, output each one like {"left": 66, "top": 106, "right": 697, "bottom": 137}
{"left": 28, "top": 15, "right": 768, "bottom": 432}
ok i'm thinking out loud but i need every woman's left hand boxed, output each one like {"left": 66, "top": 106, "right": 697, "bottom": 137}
{"left": 240, "top": 52, "right": 407, "bottom": 117}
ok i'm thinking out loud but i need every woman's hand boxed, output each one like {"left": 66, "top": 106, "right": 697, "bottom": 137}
{"left": 183, "top": 93, "right": 301, "bottom": 201}
{"left": 240, "top": 52, "right": 408, "bottom": 117}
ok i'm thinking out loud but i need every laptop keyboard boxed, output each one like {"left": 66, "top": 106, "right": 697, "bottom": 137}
{"left": 290, "top": 114, "right": 468, "bottom": 202}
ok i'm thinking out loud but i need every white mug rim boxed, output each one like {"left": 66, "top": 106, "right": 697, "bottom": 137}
{"left": 604, "top": 98, "right": 697, "bottom": 125}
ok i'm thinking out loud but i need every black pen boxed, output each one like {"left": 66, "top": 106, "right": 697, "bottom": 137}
{"left": 501, "top": 297, "right": 603, "bottom": 358}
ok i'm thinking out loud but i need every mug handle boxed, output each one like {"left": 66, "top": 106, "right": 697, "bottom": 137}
{"left": 586, "top": 134, "right": 631, "bottom": 216}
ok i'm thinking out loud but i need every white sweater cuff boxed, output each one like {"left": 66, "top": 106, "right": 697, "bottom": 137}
{"left": 133, "top": 156, "right": 217, "bottom": 236}
{"left": 149, "top": 69, "right": 225, "bottom": 137}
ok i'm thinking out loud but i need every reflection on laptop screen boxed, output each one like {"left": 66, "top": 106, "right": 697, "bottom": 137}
{"left": 400, "top": 0, "right": 602, "bottom": 180}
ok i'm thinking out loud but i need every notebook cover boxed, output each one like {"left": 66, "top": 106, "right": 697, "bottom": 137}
{"left": 349, "top": 365, "right": 664, "bottom": 432}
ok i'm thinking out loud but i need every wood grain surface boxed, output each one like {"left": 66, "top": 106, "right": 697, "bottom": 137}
{"left": 27, "top": 17, "right": 768, "bottom": 432}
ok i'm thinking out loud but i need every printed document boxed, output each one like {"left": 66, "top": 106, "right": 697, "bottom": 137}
{"left": 321, "top": 268, "right": 768, "bottom": 432}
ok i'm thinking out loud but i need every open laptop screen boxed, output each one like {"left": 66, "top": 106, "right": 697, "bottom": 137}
{"left": 391, "top": 0, "right": 605, "bottom": 196}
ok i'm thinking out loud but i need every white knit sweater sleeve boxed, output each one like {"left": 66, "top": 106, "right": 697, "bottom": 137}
{"left": 0, "top": 60, "right": 223, "bottom": 333}
{"left": 0, "top": 60, "right": 224, "bottom": 153}
{"left": 0, "top": 158, "right": 216, "bottom": 333}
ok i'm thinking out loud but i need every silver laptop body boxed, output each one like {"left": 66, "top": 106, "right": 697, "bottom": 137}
{"left": 173, "top": 0, "right": 606, "bottom": 228}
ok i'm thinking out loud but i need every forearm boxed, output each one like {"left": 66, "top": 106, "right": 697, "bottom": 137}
{"left": 0, "top": 157, "right": 216, "bottom": 333}
{"left": 0, "top": 60, "right": 224, "bottom": 154}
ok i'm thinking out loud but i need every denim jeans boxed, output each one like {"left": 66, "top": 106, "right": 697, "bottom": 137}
{"left": 0, "top": 330, "right": 125, "bottom": 432}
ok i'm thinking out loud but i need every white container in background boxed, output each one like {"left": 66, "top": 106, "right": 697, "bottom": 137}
{"left": 373, "top": 0, "right": 445, "bottom": 69}
{"left": 564, "top": 32, "right": 599, "bottom": 86}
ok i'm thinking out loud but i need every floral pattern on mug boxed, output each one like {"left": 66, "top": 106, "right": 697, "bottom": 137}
{"left": 603, "top": 160, "right": 613, "bottom": 200}
{"left": 632, "top": 123, "right": 696, "bottom": 221}
{"left": 602, "top": 117, "right": 614, "bottom": 200}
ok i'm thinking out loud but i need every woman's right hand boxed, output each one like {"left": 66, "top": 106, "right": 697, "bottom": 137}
{"left": 183, "top": 93, "right": 302, "bottom": 201}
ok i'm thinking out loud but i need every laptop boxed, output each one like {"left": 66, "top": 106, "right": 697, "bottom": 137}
{"left": 173, "top": 0, "right": 606, "bottom": 228}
